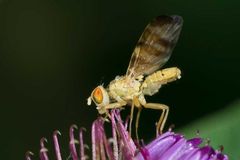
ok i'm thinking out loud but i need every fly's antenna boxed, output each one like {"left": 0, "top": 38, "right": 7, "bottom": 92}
{"left": 99, "top": 76, "right": 105, "bottom": 86}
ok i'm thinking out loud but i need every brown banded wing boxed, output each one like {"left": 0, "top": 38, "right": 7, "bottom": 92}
{"left": 126, "top": 15, "right": 183, "bottom": 78}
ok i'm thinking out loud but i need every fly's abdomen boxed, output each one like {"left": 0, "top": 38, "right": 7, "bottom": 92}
{"left": 141, "top": 67, "right": 181, "bottom": 96}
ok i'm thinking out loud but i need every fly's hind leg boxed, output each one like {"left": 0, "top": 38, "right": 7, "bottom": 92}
{"left": 143, "top": 103, "right": 169, "bottom": 136}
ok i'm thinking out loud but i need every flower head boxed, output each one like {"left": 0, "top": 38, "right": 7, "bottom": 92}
{"left": 26, "top": 109, "right": 228, "bottom": 160}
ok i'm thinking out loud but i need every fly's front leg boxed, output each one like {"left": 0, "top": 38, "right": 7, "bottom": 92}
{"left": 129, "top": 102, "right": 135, "bottom": 137}
{"left": 143, "top": 103, "right": 169, "bottom": 136}
{"left": 104, "top": 101, "right": 127, "bottom": 111}
{"left": 99, "top": 101, "right": 127, "bottom": 120}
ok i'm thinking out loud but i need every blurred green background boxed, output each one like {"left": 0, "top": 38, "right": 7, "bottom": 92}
{"left": 0, "top": 0, "right": 240, "bottom": 159}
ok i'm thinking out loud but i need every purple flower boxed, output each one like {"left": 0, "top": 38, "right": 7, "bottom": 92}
{"left": 25, "top": 110, "right": 228, "bottom": 160}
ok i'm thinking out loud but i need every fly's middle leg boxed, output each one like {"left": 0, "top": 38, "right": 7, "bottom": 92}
{"left": 135, "top": 107, "right": 142, "bottom": 140}
{"left": 129, "top": 97, "right": 142, "bottom": 140}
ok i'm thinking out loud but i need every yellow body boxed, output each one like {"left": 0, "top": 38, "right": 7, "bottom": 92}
{"left": 108, "top": 76, "right": 141, "bottom": 103}
{"left": 142, "top": 67, "right": 181, "bottom": 96}
{"left": 108, "top": 67, "right": 181, "bottom": 105}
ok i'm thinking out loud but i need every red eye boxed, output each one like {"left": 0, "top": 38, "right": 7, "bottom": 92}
{"left": 93, "top": 87, "right": 103, "bottom": 104}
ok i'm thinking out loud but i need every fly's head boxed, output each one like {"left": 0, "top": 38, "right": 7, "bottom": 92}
{"left": 87, "top": 85, "right": 110, "bottom": 114}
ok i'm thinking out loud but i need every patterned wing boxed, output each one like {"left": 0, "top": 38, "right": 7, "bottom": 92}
{"left": 126, "top": 15, "right": 183, "bottom": 78}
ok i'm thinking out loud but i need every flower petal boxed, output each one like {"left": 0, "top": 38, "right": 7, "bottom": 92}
{"left": 113, "top": 110, "right": 136, "bottom": 160}
{"left": 69, "top": 124, "right": 79, "bottom": 160}
{"left": 53, "top": 130, "right": 62, "bottom": 160}
{"left": 25, "top": 151, "right": 34, "bottom": 160}
{"left": 135, "top": 132, "right": 180, "bottom": 160}
{"left": 40, "top": 138, "right": 49, "bottom": 160}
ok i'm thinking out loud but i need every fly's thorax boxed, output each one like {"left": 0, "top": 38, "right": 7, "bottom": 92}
{"left": 141, "top": 67, "right": 181, "bottom": 96}
{"left": 108, "top": 76, "right": 142, "bottom": 101}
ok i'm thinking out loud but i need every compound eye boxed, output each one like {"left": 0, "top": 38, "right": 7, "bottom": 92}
{"left": 92, "top": 87, "right": 103, "bottom": 104}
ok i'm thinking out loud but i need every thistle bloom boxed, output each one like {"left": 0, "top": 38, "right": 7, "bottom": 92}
{"left": 25, "top": 110, "right": 228, "bottom": 160}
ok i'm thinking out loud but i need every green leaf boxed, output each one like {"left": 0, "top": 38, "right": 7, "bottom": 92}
{"left": 178, "top": 100, "right": 240, "bottom": 159}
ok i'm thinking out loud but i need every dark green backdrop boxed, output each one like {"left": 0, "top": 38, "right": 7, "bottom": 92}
{"left": 0, "top": 0, "right": 240, "bottom": 159}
